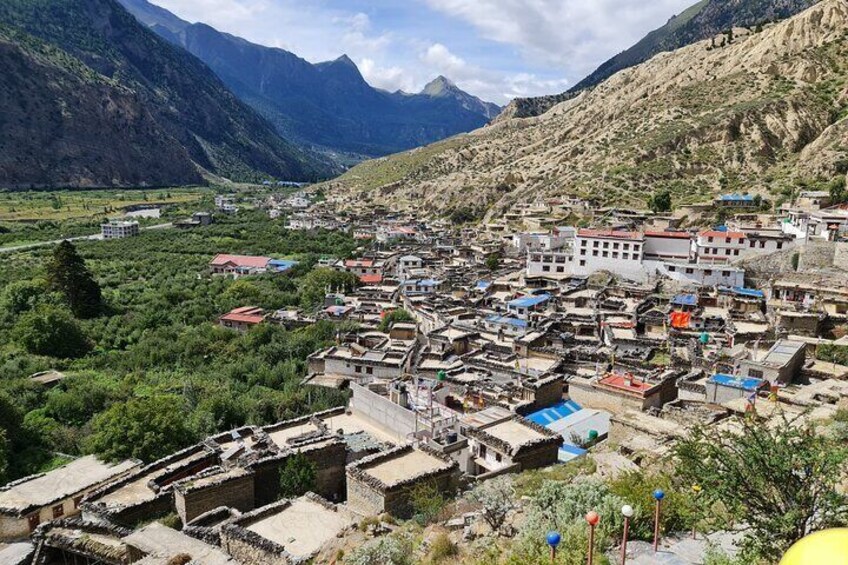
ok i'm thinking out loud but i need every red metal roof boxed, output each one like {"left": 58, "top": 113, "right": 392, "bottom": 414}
{"left": 598, "top": 373, "right": 655, "bottom": 395}
{"left": 345, "top": 259, "right": 374, "bottom": 268}
{"left": 210, "top": 254, "right": 271, "bottom": 268}
{"left": 360, "top": 274, "right": 383, "bottom": 284}
{"left": 644, "top": 231, "right": 691, "bottom": 239}
{"left": 577, "top": 229, "right": 642, "bottom": 240}
{"left": 699, "top": 230, "right": 745, "bottom": 239}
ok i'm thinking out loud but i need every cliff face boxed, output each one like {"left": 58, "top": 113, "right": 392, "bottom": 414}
{"left": 320, "top": 0, "right": 848, "bottom": 218}
{"left": 119, "top": 0, "right": 501, "bottom": 162}
{"left": 0, "top": 0, "right": 333, "bottom": 189}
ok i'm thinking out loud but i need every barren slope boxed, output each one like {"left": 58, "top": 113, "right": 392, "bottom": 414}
{"left": 322, "top": 0, "right": 848, "bottom": 218}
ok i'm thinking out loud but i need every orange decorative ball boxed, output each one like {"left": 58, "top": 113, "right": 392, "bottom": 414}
{"left": 585, "top": 511, "right": 600, "bottom": 526}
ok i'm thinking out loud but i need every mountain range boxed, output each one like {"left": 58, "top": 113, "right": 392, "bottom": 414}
{"left": 501, "top": 0, "right": 819, "bottom": 120}
{"left": 320, "top": 0, "right": 848, "bottom": 219}
{"left": 117, "top": 0, "right": 500, "bottom": 161}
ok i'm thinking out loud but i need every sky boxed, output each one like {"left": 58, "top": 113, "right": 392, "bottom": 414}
{"left": 149, "top": 0, "right": 696, "bottom": 105}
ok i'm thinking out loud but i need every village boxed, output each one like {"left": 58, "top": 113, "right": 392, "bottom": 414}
{"left": 2, "top": 187, "right": 848, "bottom": 564}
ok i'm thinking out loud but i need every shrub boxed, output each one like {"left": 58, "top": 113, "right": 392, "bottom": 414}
{"left": 346, "top": 534, "right": 413, "bottom": 565}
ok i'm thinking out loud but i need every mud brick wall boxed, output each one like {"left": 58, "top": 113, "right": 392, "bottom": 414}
{"left": 175, "top": 474, "right": 255, "bottom": 523}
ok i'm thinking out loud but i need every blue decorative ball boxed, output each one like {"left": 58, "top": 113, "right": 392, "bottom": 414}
{"left": 546, "top": 531, "right": 561, "bottom": 547}
{"left": 653, "top": 489, "right": 666, "bottom": 500}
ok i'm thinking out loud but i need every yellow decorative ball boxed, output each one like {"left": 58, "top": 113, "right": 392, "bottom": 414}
{"left": 780, "top": 529, "right": 848, "bottom": 565}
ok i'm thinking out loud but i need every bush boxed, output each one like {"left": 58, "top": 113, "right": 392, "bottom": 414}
{"left": 13, "top": 306, "right": 90, "bottom": 358}
{"left": 428, "top": 532, "right": 457, "bottom": 563}
{"left": 278, "top": 452, "right": 317, "bottom": 499}
{"left": 466, "top": 476, "right": 516, "bottom": 535}
{"left": 345, "top": 534, "right": 413, "bottom": 565}
{"left": 411, "top": 480, "right": 448, "bottom": 525}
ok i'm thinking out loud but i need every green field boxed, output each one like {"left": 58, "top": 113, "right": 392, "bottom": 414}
{"left": 0, "top": 187, "right": 209, "bottom": 221}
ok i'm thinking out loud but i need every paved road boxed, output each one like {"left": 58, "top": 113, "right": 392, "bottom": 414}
{"left": 0, "top": 222, "right": 173, "bottom": 254}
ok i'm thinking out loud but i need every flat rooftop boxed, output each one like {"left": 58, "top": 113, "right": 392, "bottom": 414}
{"left": 246, "top": 498, "right": 352, "bottom": 557}
{"left": 96, "top": 449, "right": 210, "bottom": 507}
{"left": 267, "top": 421, "right": 324, "bottom": 449}
{"left": 483, "top": 418, "right": 546, "bottom": 448}
{"left": 124, "top": 522, "right": 234, "bottom": 564}
{"left": 0, "top": 456, "right": 138, "bottom": 512}
{"left": 363, "top": 450, "right": 451, "bottom": 487}
{"left": 760, "top": 340, "right": 805, "bottom": 367}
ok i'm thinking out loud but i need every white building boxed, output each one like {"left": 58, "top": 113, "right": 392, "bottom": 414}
{"left": 642, "top": 231, "right": 692, "bottom": 263}
{"left": 651, "top": 262, "right": 745, "bottom": 287}
{"left": 573, "top": 229, "right": 645, "bottom": 281}
{"left": 101, "top": 220, "right": 139, "bottom": 239}
{"left": 694, "top": 230, "right": 747, "bottom": 264}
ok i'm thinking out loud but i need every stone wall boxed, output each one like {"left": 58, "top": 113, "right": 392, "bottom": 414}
{"left": 250, "top": 440, "right": 347, "bottom": 506}
{"left": 175, "top": 471, "right": 255, "bottom": 524}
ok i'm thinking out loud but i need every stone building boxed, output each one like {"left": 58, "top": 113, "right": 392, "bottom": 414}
{"left": 220, "top": 493, "right": 354, "bottom": 564}
{"left": 346, "top": 445, "right": 459, "bottom": 518}
{"left": 568, "top": 372, "right": 678, "bottom": 415}
{"left": 0, "top": 456, "right": 139, "bottom": 541}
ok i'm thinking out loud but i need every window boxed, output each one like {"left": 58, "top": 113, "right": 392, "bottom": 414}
{"left": 777, "top": 242, "right": 784, "bottom": 249}
{"left": 479, "top": 444, "right": 487, "bottom": 458}
{"left": 28, "top": 514, "right": 40, "bottom": 532}
{"left": 354, "top": 365, "right": 362, "bottom": 373}
{"left": 495, "top": 453, "right": 503, "bottom": 463}
{"left": 749, "top": 241, "right": 756, "bottom": 248}
{"left": 613, "top": 242, "right": 620, "bottom": 250}
{"left": 686, "top": 268, "right": 694, "bottom": 274}
{"left": 749, "top": 369, "right": 764, "bottom": 379}
{"left": 603, "top": 242, "right": 609, "bottom": 249}
{"left": 73, "top": 495, "right": 84, "bottom": 509}
{"left": 725, "top": 237, "right": 731, "bottom": 244}
{"left": 725, "top": 249, "right": 731, "bottom": 255}
{"left": 592, "top": 250, "right": 599, "bottom": 257}
{"left": 708, "top": 236, "right": 714, "bottom": 243}
{"left": 580, "top": 249, "right": 586, "bottom": 256}
{"left": 542, "top": 265, "right": 550, "bottom": 272}
{"left": 366, "top": 367, "right": 373, "bottom": 375}
{"left": 602, "top": 251, "right": 609, "bottom": 258}
{"left": 53, "top": 504, "right": 64, "bottom": 519}
{"left": 722, "top": 271, "right": 730, "bottom": 277}
{"left": 734, "top": 249, "right": 740, "bottom": 256}
{"left": 704, "top": 270, "right": 713, "bottom": 275}
{"left": 556, "top": 266, "right": 564, "bottom": 273}
{"left": 623, "top": 243, "right": 630, "bottom": 250}
{"left": 593, "top": 241, "right": 599, "bottom": 248}
{"left": 623, "top": 253, "right": 629, "bottom": 260}
{"left": 759, "top": 241, "right": 765, "bottom": 248}
{"left": 668, "top": 266, "right": 676, "bottom": 272}
{"left": 581, "top": 240, "right": 587, "bottom": 247}
{"left": 612, "top": 252, "right": 618, "bottom": 259}
{"left": 579, "top": 260, "right": 586, "bottom": 266}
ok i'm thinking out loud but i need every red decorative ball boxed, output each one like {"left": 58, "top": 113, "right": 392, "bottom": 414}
{"left": 585, "top": 511, "right": 600, "bottom": 526}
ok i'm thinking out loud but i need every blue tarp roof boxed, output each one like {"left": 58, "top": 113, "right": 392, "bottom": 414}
{"left": 709, "top": 373, "right": 764, "bottom": 391}
{"left": 476, "top": 281, "right": 492, "bottom": 290}
{"left": 720, "top": 194, "right": 754, "bottom": 201}
{"left": 671, "top": 294, "right": 698, "bottom": 306}
{"left": 526, "top": 400, "right": 582, "bottom": 426}
{"left": 268, "top": 259, "right": 298, "bottom": 272}
{"left": 731, "top": 286, "right": 765, "bottom": 299}
{"left": 508, "top": 294, "right": 551, "bottom": 308}
{"left": 418, "top": 279, "right": 440, "bottom": 286}
{"left": 486, "top": 315, "right": 528, "bottom": 328}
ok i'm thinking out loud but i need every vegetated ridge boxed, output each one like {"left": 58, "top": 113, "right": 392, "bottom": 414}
{"left": 0, "top": 0, "right": 333, "bottom": 189}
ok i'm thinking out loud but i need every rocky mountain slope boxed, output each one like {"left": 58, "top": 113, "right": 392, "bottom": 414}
{"left": 0, "top": 0, "right": 332, "bottom": 189}
{"left": 118, "top": 0, "right": 500, "bottom": 162}
{"left": 320, "top": 0, "right": 848, "bottom": 218}
{"left": 504, "top": 0, "right": 818, "bottom": 120}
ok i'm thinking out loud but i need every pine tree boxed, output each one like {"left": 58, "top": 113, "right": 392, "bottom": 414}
{"left": 47, "top": 240, "right": 103, "bottom": 318}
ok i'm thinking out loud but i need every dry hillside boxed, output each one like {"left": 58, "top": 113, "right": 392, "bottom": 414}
{"left": 321, "top": 0, "right": 848, "bottom": 218}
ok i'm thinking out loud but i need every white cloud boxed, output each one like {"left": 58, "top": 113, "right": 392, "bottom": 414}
{"left": 359, "top": 58, "right": 415, "bottom": 92}
{"left": 424, "top": 0, "right": 694, "bottom": 76}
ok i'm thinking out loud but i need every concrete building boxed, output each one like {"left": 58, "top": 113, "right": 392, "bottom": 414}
{"left": 705, "top": 373, "right": 765, "bottom": 404}
{"left": 101, "top": 220, "right": 139, "bottom": 239}
{"left": 573, "top": 229, "right": 645, "bottom": 281}
{"left": 737, "top": 340, "right": 806, "bottom": 385}
{"left": 0, "top": 456, "right": 139, "bottom": 541}
{"left": 218, "top": 306, "right": 266, "bottom": 332}
{"left": 567, "top": 372, "right": 678, "bottom": 415}
{"left": 694, "top": 230, "right": 747, "bottom": 264}
{"left": 652, "top": 262, "right": 745, "bottom": 287}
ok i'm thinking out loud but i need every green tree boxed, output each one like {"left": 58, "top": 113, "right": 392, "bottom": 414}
{"left": 0, "top": 428, "right": 8, "bottom": 485}
{"left": 278, "top": 452, "right": 317, "bottom": 499}
{"left": 13, "top": 306, "right": 90, "bottom": 358}
{"left": 86, "top": 395, "right": 196, "bottom": 463}
{"left": 47, "top": 240, "right": 103, "bottom": 318}
{"left": 410, "top": 480, "right": 447, "bottom": 525}
{"left": 648, "top": 190, "right": 672, "bottom": 213}
{"left": 297, "top": 268, "right": 360, "bottom": 311}
{"left": 0, "top": 278, "right": 51, "bottom": 318}
{"left": 485, "top": 252, "right": 502, "bottom": 272}
{"left": 829, "top": 178, "right": 848, "bottom": 205}
{"left": 378, "top": 308, "right": 414, "bottom": 332}
{"left": 674, "top": 413, "right": 848, "bottom": 561}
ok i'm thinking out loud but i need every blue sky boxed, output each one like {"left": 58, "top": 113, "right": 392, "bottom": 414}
{"left": 150, "top": 0, "right": 696, "bottom": 104}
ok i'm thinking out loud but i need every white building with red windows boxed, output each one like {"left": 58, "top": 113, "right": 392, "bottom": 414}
{"left": 694, "top": 230, "right": 747, "bottom": 264}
